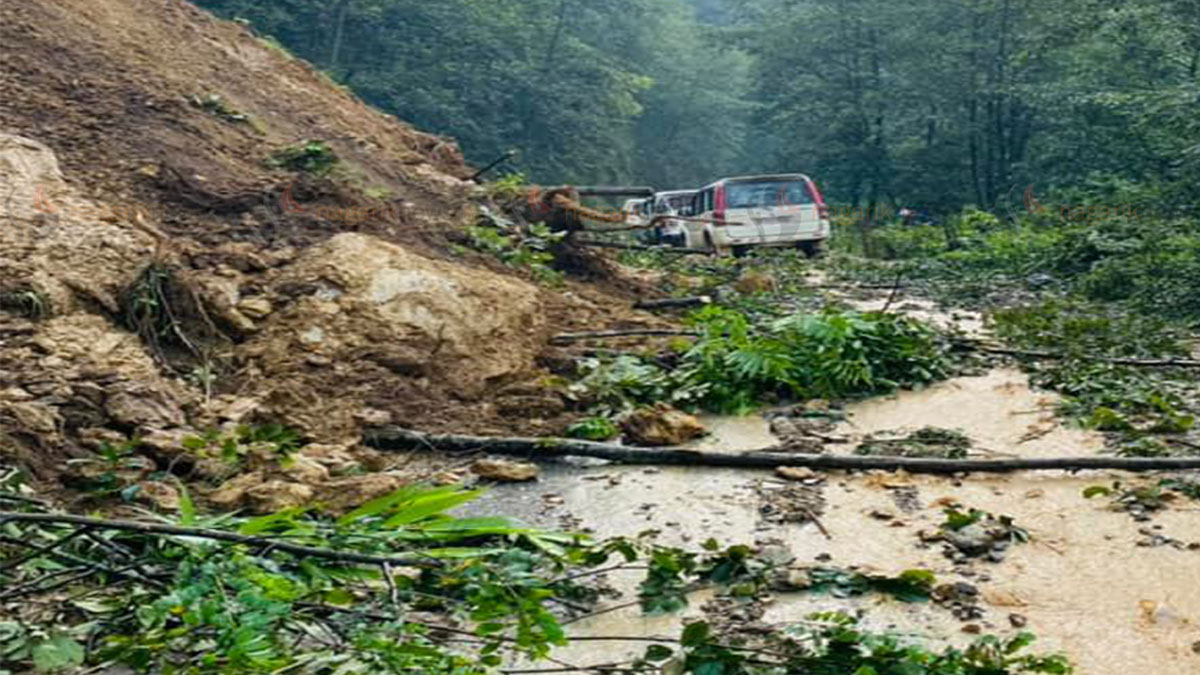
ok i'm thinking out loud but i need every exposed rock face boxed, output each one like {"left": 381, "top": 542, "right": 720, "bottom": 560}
{"left": 0, "top": 135, "right": 193, "bottom": 478}
{"left": 621, "top": 403, "right": 707, "bottom": 447}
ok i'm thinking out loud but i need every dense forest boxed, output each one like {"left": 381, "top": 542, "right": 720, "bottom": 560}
{"left": 199, "top": 0, "right": 1200, "bottom": 214}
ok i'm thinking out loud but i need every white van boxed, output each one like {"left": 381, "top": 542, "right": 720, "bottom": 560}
{"left": 690, "top": 174, "right": 830, "bottom": 257}
{"left": 648, "top": 190, "right": 698, "bottom": 247}
{"left": 622, "top": 198, "right": 648, "bottom": 227}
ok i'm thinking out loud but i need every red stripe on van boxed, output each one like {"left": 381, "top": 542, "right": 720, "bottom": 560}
{"left": 805, "top": 177, "right": 829, "bottom": 219}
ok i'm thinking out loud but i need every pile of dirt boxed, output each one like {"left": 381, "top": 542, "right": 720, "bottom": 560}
{"left": 0, "top": 0, "right": 665, "bottom": 493}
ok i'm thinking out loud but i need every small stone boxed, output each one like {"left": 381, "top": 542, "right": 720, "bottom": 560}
{"left": 944, "top": 524, "right": 995, "bottom": 556}
{"left": 207, "top": 471, "right": 267, "bottom": 509}
{"left": 1009, "top": 614, "right": 1028, "bottom": 628}
{"left": 962, "top": 624, "right": 982, "bottom": 635}
{"left": 245, "top": 481, "right": 315, "bottom": 513}
{"left": 135, "top": 480, "right": 181, "bottom": 511}
{"left": 621, "top": 404, "right": 707, "bottom": 447}
{"left": 237, "top": 297, "right": 273, "bottom": 319}
{"left": 279, "top": 454, "right": 331, "bottom": 484}
{"left": 471, "top": 459, "right": 540, "bottom": 482}
{"left": 776, "top": 466, "right": 819, "bottom": 482}
{"left": 316, "top": 473, "right": 408, "bottom": 514}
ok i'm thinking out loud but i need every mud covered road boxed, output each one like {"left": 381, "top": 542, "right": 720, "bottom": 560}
{"left": 466, "top": 309, "right": 1200, "bottom": 675}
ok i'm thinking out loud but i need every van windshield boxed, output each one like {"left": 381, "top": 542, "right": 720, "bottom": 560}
{"left": 725, "top": 180, "right": 812, "bottom": 209}
{"left": 655, "top": 193, "right": 695, "bottom": 214}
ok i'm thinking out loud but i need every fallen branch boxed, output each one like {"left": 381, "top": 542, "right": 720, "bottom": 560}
{"left": 633, "top": 296, "right": 712, "bottom": 310}
{"left": 954, "top": 339, "right": 1200, "bottom": 368}
{"left": 0, "top": 512, "right": 441, "bottom": 568}
{"left": 365, "top": 427, "right": 1200, "bottom": 475}
{"left": 550, "top": 329, "right": 700, "bottom": 345}
{"left": 576, "top": 240, "right": 708, "bottom": 255}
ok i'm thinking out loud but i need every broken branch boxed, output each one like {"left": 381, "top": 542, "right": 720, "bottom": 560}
{"left": 0, "top": 512, "right": 442, "bottom": 568}
{"left": 633, "top": 296, "right": 712, "bottom": 310}
{"left": 550, "top": 329, "right": 700, "bottom": 345}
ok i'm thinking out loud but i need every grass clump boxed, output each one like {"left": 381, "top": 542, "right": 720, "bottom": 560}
{"left": 856, "top": 427, "right": 972, "bottom": 459}
{"left": 265, "top": 140, "right": 339, "bottom": 175}
{"left": 646, "top": 612, "right": 1070, "bottom": 674}
{"left": 0, "top": 288, "right": 50, "bottom": 320}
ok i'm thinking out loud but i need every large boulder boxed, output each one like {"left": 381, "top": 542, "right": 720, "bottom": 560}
{"left": 238, "top": 233, "right": 547, "bottom": 436}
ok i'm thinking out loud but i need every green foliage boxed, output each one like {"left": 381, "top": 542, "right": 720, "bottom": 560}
{"left": 680, "top": 306, "right": 949, "bottom": 413}
{"left": 635, "top": 538, "right": 775, "bottom": 615}
{"left": 0, "top": 288, "right": 50, "bottom": 320}
{"left": 467, "top": 218, "right": 565, "bottom": 285}
{"left": 987, "top": 299, "right": 1197, "bottom": 437}
{"left": 856, "top": 427, "right": 972, "bottom": 459}
{"left": 806, "top": 567, "right": 936, "bottom": 603}
{"left": 182, "top": 424, "right": 304, "bottom": 466}
{"left": 190, "top": 93, "right": 251, "bottom": 125}
{"left": 941, "top": 506, "right": 1030, "bottom": 545}
{"left": 646, "top": 612, "right": 1071, "bottom": 674}
{"left": 1085, "top": 478, "right": 1200, "bottom": 517}
{"left": 265, "top": 140, "right": 338, "bottom": 175}
{"left": 484, "top": 172, "right": 530, "bottom": 201}
{"left": 569, "top": 308, "right": 949, "bottom": 416}
{"left": 564, "top": 416, "right": 620, "bottom": 441}
{"left": 568, "top": 355, "right": 706, "bottom": 416}
{"left": 8, "top": 486, "right": 976, "bottom": 674}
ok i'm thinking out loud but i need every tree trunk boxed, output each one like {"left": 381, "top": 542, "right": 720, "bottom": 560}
{"left": 364, "top": 428, "right": 1200, "bottom": 475}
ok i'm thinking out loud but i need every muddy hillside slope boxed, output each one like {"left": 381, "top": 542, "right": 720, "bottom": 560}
{"left": 0, "top": 0, "right": 658, "bottom": 486}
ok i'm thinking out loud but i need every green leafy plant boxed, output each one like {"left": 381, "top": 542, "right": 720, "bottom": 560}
{"left": 679, "top": 306, "right": 950, "bottom": 413}
{"left": 182, "top": 424, "right": 304, "bottom": 466}
{"left": 564, "top": 416, "right": 620, "bottom": 441}
{"left": 805, "top": 567, "right": 937, "bottom": 603}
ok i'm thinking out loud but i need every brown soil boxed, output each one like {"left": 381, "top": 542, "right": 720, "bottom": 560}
{"left": 0, "top": 0, "right": 665, "bottom": 491}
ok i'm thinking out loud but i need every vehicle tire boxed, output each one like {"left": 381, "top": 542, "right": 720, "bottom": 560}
{"left": 798, "top": 240, "right": 826, "bottom": 259}
{"left": 705, "top": 234, "right": 725, "bottom": 258}
{"left": 732, "top": 245, "right": 751, "bottom": 258}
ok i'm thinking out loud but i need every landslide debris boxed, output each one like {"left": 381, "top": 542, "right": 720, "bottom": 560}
{"left": 0, "top": 0, "right": 663, "bottom": 497}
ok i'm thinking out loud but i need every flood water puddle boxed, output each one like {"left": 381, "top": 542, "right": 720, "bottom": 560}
{"left": 464, "top": 367, "right": 1200, "bottom": 672}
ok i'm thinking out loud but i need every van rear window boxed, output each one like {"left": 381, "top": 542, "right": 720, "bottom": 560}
{"left": 726, "top": 180, "right": 812, "bottom": 209}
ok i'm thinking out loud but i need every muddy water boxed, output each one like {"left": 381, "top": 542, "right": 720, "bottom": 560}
{"left": 468, "top": 369, "right": 1200, "bottom": 673}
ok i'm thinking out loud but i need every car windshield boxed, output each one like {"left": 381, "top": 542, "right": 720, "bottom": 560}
{"left": 725, "top": 180, "right": 812, "bottom": 209}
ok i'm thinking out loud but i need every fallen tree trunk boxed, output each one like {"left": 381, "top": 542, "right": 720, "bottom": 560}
{"left": 364, "top": 427, "right": 1200, "bottom": 475}
{"left": 634, "top": 296, "right": 712, "bottom": 310}
{"left": 550, "top": 329, "right": 701, "bottom": 345}
{"left": 954, "top": 339, "right": 1200, "bottom": 368}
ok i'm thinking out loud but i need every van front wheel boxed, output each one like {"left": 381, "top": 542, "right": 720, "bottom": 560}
{"left": 798, "top": 240, "right": 826, "bottom": 259}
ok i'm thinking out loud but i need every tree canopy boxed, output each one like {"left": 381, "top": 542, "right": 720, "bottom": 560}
{"left": 198, "top": 0, "right": 1200, "bottom": 211}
